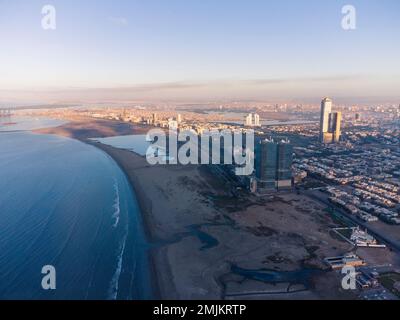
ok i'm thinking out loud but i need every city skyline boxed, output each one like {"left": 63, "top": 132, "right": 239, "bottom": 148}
{"left": 1, "top": 0, "right": 400, "bottom": 105}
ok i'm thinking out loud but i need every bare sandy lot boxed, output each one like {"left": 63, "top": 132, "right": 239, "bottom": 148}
{"left": 89, "top": 141, "right": 355, "bottom": 300}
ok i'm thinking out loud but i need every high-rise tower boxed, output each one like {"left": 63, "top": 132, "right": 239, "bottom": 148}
{"left": 329, "top": 112, "right": 342, "bottom": 143}
{"left": 319, "top": 98, "right": 342, "bottom": 144}
{"left": 245, "top": 113, "right": 253, "bottom": 126}
{"left": 320, "top": 98, "right": 332, "bottom": 143}
{"left": 244, "top": 113, "right": 261, "bottom": 127}
{"left": 255, "top": 138, "right": 293, "bottom": 191}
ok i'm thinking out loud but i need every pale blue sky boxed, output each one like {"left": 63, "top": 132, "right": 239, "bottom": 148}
{"left": 0, "top": 0, "right": 399, "bottom": 104}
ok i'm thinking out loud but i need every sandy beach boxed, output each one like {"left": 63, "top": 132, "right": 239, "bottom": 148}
{"left": 37, "top": 118, "right": 357, "bottom": 300}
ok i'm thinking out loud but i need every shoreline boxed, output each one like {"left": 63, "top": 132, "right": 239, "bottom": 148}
{"left": 85, "top": 140, "right": 155, "bottom": 241}
{"left": 83, "top": 139, "right": 170, "bottom": 300}
{"left": 34, "top": 118, "right": 177, "bottom": 299}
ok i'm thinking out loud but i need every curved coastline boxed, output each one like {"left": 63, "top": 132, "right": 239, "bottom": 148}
{"left": 33, "top": 118, "right": 170, "bottom": 299}
{"left": 83, "top": 139, "right": 163, "bottom": 300}
{"left": 0, "top": 130, "right": 154, "bottom": 299}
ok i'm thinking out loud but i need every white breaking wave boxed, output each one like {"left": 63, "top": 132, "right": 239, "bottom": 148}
{"left": 108, "top": 229, "right": 127, "bottom": 300}
{"left": 112, "top": 179, "right": 121, "bottom": 228}
{"left": 108, "top": 178, "right": 126, "bottom": 300}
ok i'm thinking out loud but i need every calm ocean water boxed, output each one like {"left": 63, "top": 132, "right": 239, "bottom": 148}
{"left": 0, "top": 128, "right": 152, "bottom": 299}
{"left": 0, "top": 116, "right": 66, "bottom": 131}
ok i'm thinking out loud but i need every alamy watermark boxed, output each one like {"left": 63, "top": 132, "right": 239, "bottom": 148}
{"left": 41, "top": 5, "right": 56, "bottom": 30}
{"left": 145, "top": 129, "right": 255, "bottom": 176}
{"left": 39, "top": 4, "right": 356, "bottom": 32}
{"left": 341, "top": 266, "right": 357, "bottom": 290}
{"left": 41, "top": 265, "right": 56, "bottom": 290}
{"left": 342, "top": 5, "right": 357, "bottom": 30}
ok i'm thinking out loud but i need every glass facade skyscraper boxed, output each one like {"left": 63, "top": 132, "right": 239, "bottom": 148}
{"left": 320, "top": 98, "right": 342, "bottom": 144}
{"left": 255, "top": 138, "right": 293, "bottom": 191}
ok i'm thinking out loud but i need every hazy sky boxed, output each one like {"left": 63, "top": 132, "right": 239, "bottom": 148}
{"left": 0, "top": 0, "right": 399, "bottom": 105}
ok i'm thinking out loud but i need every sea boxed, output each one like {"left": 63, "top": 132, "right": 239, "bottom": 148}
{"left": 0, "top": 117, "right": 152, "bottom": 300}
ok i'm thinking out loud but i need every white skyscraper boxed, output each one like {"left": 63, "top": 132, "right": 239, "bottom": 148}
{"left": 320, "top": 98, "right": 332, "bottom": 142}
{"left": 245, "top": 113, "right": 253, "bottom": 126}
{"left": 244, "top": 113, "right": 261, "bottom": 127}
{"left": 168, "top": 118, "right": 178, "bottom": 131}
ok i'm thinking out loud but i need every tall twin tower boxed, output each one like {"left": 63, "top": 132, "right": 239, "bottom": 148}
{"left": 320, "top": 98, "right": 342, "bottom": 144}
